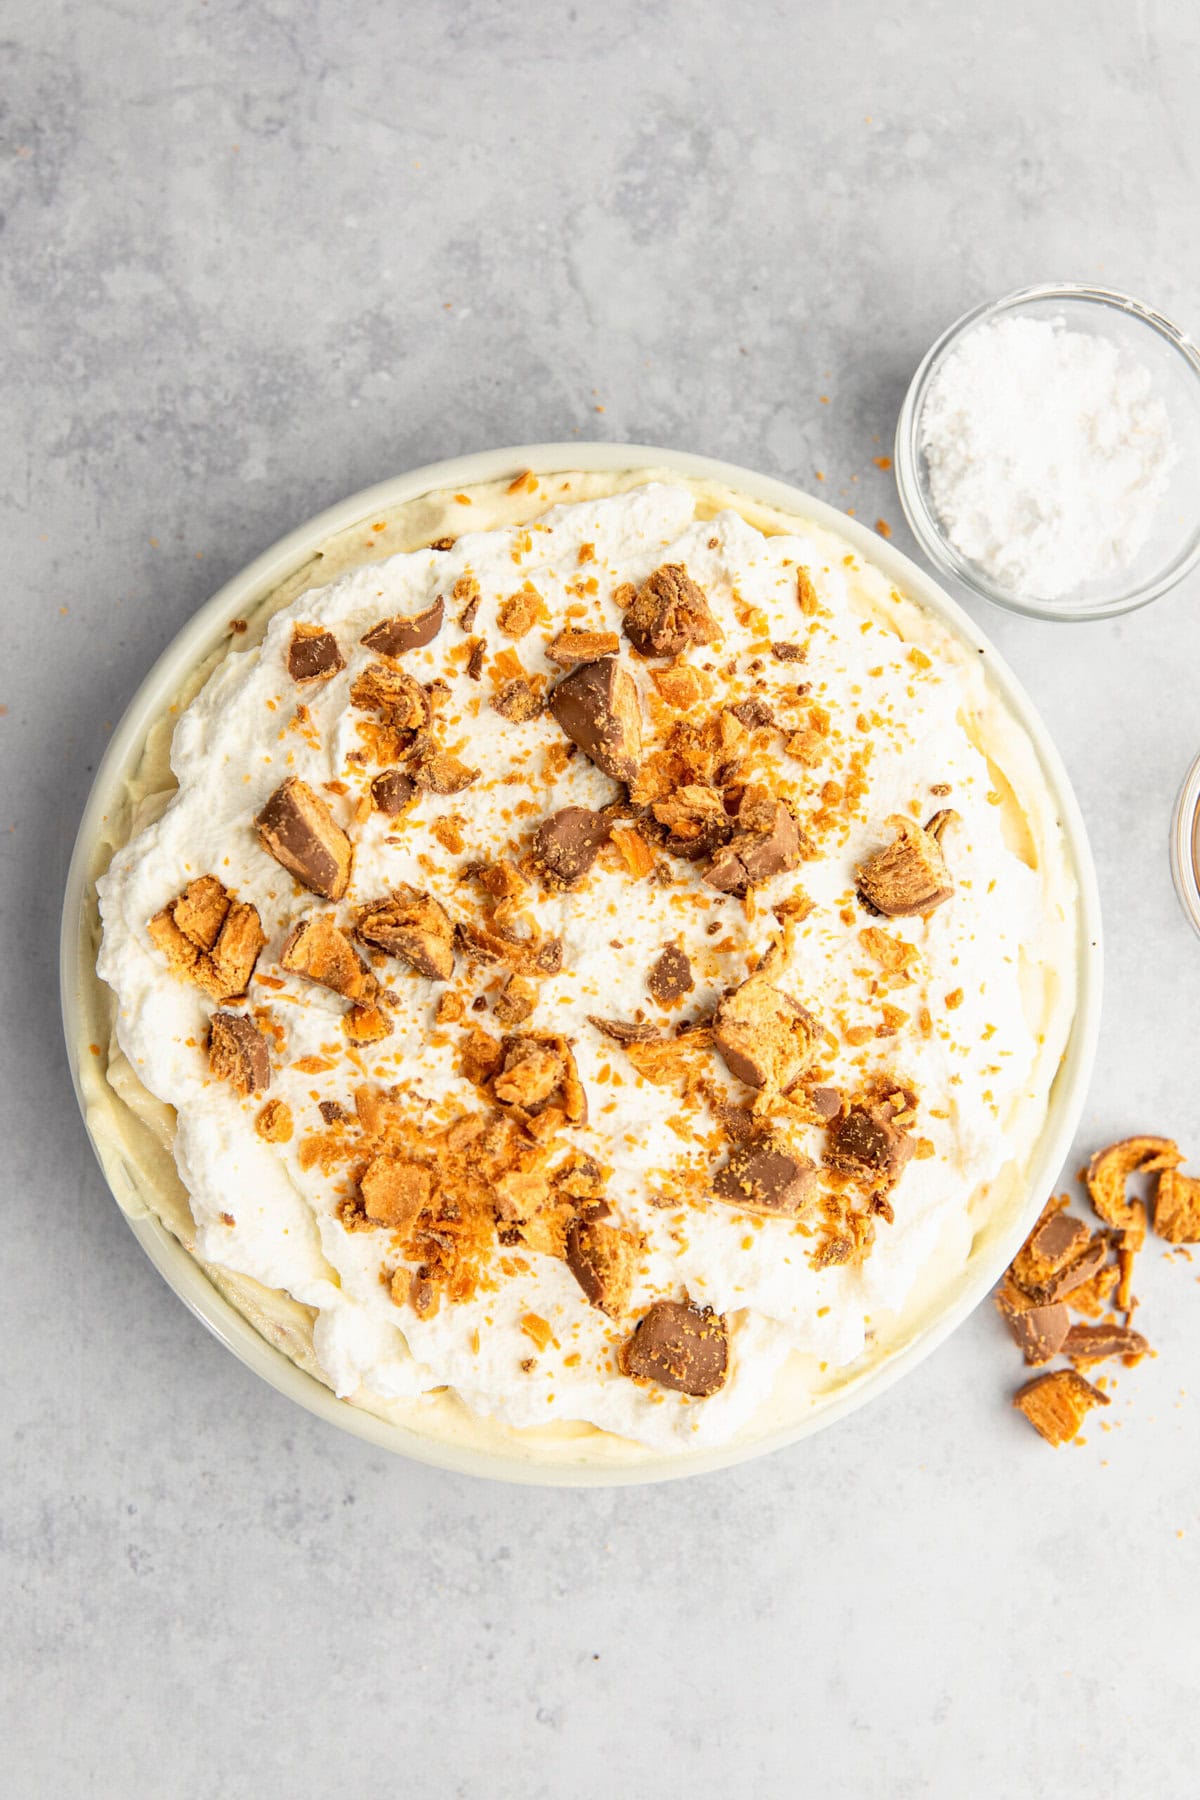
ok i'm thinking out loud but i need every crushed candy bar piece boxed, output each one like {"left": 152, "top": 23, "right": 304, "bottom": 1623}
{"left": 353, "top": 887, "right": 455, "bottom": 981}
{"left": 1013, "top": 1369, "right": 1109, "bottom": 1446}
{"left": 770, "top": 641, "right": 805, "bottom": 662}
{"left": 620, "top": 1299, "right": 728, "bottom": 1397}
{"left": 546, "top": 628, "right": 620, "bottom": 666}
{"left": 1067, "top": 1261, "right": 1120, "bottom": 1319}
{"left": 349, "top": 661, "right": 431, "bottom": 733}
{"left": 148, "top": 878, "right": 265, "bottom": 1002}
{"left": 856, "top": 814, "right": 954, "bottom": 918}
{"left": 255, "top": 1097, "right": 293, "bottom": 1142}
{"left": 497, "top": 587, "right": 545, "bottom": 638}
{"left": 1154, "top": 1167, "right": 1200, "bottom": 1243}
{"left": 531, "top": 806, "right": 612, "bottom": 886}
{"left": 713, "top": 971, "right": 820, "bottom": 1093}
{"left": 346, "top": 1002, "right": 391, "bottom": 1042}
{"left": 623, "top": 564, "right": 719, "bottom": 657}
{"left": 370, "top": 768, "right": 416, "bottom": 815}
{"left": 361, "top": 595, "right": 444, "bottom": 655}
{"left": 493, "top": 1034, "right": 586, "bottom": 1122}
{"left": 281, "top": 913, "right": 376, "bottom": 1002}
{"left": 825, "top": 1102, "right": 913, "bottom": 1188}
{"left": 1009, "top": 1197, "right": 1089, "bottom": 1293}
{"left": 706, "top": 792, "right": 801, "bottom": 895}
{"left": 729, "top": 696, "right": 777, "bottom": 730}
{"left": 209, "top": 1010, "right": 271, "bottom": 1096}
{"left": 360, "top": 1154, "right": 431, "bottom": 1230}
{"left": 588, "top": 1016, "right": 661, "bottom": 1044}
{"left": 1063, "top": 1322, "right": 1150, "bottom": 1365}
{"left": 566, "top": 1219, "right": 638, "bottom": 1316}
{"left": 256, "top": 777, "right": 353, "bottom": 901}
{"left": 286, "top": 624, "right": 345, "bottom": 685}
{"left": 649, "top": 783, "right": 731, "bottom": 862}
{"left": 647, "top": 943, "right": 693, "bottom": 1006}
{"left": 712, "top": 1136, "right": 817, "bottom": 1217}
{"left": 549, "top": 658, "right": 642, "bottom": 785}
{"left": 1086, "top": 1135, "right": 1183, "bottom": 1230}
{"left": 412, "top": 750, "right": 479, "bottom": 794}
{"left": 1015, "top": 1232, "right": 1109, "bottom": 1306}
{"left": 490, "top": 676, "right": 543, "bottom": 722}
{"left": 494, "top": 974, "right": 538, "bottom": 1027}
{"left": 993, "top": 1280, "right": 1070, "bottom": 1364}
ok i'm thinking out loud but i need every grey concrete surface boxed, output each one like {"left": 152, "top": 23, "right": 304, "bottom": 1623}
{"left": 4, "top": 1, "right": 1200, "bottom": 1795}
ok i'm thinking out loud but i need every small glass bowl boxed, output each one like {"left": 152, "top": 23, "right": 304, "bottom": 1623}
{"left": 894, "top": 283, "right": 1200, "bottom": 620}
{"left": 1170, "top": 751, "right": 1200, "bottom": 939}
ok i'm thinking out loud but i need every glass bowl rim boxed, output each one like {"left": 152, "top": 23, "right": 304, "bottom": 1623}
{"left": 894, "top": 282, "right": 1200, "bottom": 622}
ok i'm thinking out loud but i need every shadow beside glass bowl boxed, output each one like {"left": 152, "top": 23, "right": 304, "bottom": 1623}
{"left": 894, "top": 284, "right": 1200, "bottom": 622}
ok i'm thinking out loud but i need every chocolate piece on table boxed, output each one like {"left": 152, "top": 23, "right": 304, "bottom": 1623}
{"left": 1030, "top": 1209, "right": 1090, "bottom": 1269}
{"left": 256, "top": 777, "right": 354, "bottom": 901}
{"left": 1062, "top": 1321, "right": 1150, "bottom": 1364}
{"left": 280, "top": 914, "right": 376, "bottom": 1002}
{"left": 370, "top": 769, "right": 416, "bottom": 815}
{"left": 712, "top": 971, "right": 820, "bottom": 1092}
{"left": 208, "top": 1010, "right": 271, "bottom": 1096}
{"left": 993, "top": 1282, "right": 1071, "bottom": 1364}
{"left": 623, "top": 564, "right": 720, "bottom": 657}
{"left": 1085, "top": 1135, "right": 1183, "bottom": 1230}
{"left": 1018, "top": 1235, "right": 1109, "bottom": 1306}
{"left": 856, "top": 815, "right": 954, "bottom": 917}
{"left": 286, "top": 625, "right": 345, "bottom": 685}
{"left": 620, "top": 1299, "right": 728, "bottom": 1397}
{"left": 548, "top": 658, "right": 642, "bottom": 785}
{"left": 546, "top": 628, "right": 621, "bottom": 666}
{"left": 646, "top": 943, "right": 693, "bottom": 1005}
{"left": 353, "top": 887, "right": 455, "bottom": 981}
{"left": 712, "top": 1137, "right": 817, "bottom": 1216}
{"left": 1013, "top": 1369, "right": 1109, "bottom": 1447}
{"left": 361, "top": 595, "right": 445, "bottom": 655}
{"left": 531, "top": 806, "right": 612, "bottom": 886}
{"left": 565, "top": 1218, "right": 637, "bottom": 1316}
{"left": 1154, "top": 1167, "right": 1200, "bottom": 1243}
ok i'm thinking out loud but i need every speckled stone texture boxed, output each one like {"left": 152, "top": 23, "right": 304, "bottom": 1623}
{"left": 4, "top": 2, "right": 1200, "bottom": 1795}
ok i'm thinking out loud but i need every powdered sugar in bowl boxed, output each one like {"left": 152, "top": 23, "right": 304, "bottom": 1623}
{"left": 895, "top": 285, "right": 1200, "bottom": 620}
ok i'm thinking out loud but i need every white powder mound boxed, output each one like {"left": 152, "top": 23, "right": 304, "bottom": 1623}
{"left": 920, "top": 315, "right": 1177, "bottom": 601}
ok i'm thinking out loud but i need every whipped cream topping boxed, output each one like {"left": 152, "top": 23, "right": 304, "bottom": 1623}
{"left": 97, "top": 484, "right": 1070, "bottom": 1451}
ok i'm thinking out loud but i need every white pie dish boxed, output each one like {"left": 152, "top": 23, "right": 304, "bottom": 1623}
{"left": 61, "top": 442, "right": 1102, "bottom": 1485}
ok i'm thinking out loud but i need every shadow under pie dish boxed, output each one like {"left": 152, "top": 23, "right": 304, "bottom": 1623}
{"left": 62, "top": 444, "right": 1100, "bottom": 1484}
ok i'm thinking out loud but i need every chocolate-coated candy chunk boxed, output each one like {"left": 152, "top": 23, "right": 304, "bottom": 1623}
{"left": 1062, "top": 1321, "right": 1150, "bottom": 1364}
{"left": 566, "top": 1218, "right": 637, "bottom": 1316}
{"left": 1013, "top": 1368, "right": 1109, "bottom": 1446}
{"left": 287, "top": 625, "right": 345, "bottom": 685}
{"left": 620, "top": 1299, "right": 728, "bottom": 1397}
{"left": 209, "top": 1010, "right": 271, "bottom": 1096}
{"left": 712, "top": 1137, "right": 817, "bottom": 1217}
{"left": 361, "top": 595, "right": 444, "bottom": 655}
{"left": 713, "top": 971, "right": 820, "bottom": 1093}
{"left": 370, "top": 769, "right": 416, "bottom": 815}
{"left": 623, "top": 564, "right": 719, "bottom": 657}
{"left": 490, "top": 676, "right": 543, "bottom": 722}
{"left": 548, "top": 658, "right": 642, "bottom": 785}
{"left": 646, "top": 943, "right": 693, "bottom": 1005}
{"left": 825, "top": 1103, "right": 912, "bottom": 1186}
{"left": 705, "top": 794, "right": 801, "bottom": 896}
{"left": 280, "top": 913, "right": 376, "bottom": 1001}
{"left": 349, "top": 662, "right": 431, "bottom": 731}
{"left": 587, "top": 1016, "right": 660, "bottom": 1043}
{"left": 546, "top": 628, "right": 620, "bottom": 666}
{"left": 729, "top": 697, "right": 777, "bottom": 730}
{"left": 994, "top": 1281, "right": 1071, "bottom": 1365}
{"left": 255, "top": 777, "right": 353, "bottom": 901}
{"left": 531, "top": 806, "right": 612, "bottom": 886}
{"left": 353, "top": 886, "right": 455, "bottom": 981}
{"left": 856, "top": 814, "right": 954, "bottom": 918}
